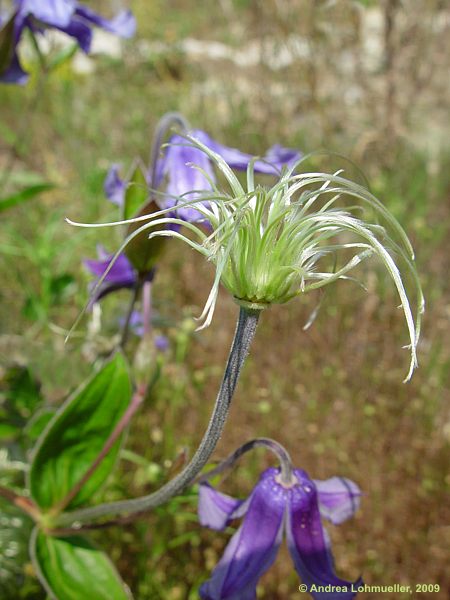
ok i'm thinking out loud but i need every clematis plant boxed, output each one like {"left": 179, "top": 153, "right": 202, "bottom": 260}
{"left": 0, "top": 0, "right": 136, "bottom": 84}
{"left": 59, "top": 123, "right": 423, "bottom": 534}
{"left": 197, "top": 438, "right": 362, "bottom": 599}
{"left": 1, "top": 114, "right": 424, "bottom": 599}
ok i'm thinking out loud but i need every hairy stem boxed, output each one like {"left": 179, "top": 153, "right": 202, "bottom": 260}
{"left": 57, "top": 306, "right": 260, "bottom": 526}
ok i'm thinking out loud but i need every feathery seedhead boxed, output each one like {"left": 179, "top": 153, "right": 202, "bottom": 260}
{"left": 69, "top": 135, "right": 424, "bottom": 381}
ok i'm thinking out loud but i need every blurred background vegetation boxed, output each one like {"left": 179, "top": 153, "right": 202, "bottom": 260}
{"left": 0, "top": 0, "right": 449, "bottom": 598}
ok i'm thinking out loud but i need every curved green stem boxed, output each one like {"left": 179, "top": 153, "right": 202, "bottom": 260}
{"left": 56, "top": 306, "right": 260, "bottom": 527}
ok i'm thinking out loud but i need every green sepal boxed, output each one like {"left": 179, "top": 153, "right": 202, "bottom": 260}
{"left": 0, "top": 12, "right": 16, "bottom": 76}
{"left": 30, "top": 529, "right": 133, "bottom": 600}
{"left": 122, "top": 163, "right": 148, "bottom": 222}
{"left": 124, "top": 199, "right": 167, "bottom": 274}
{"left": 120, "top": 163, "right": 167, "bottom": 273}
{"left": 29, "top": 353, "right": 132, "bottom": 510}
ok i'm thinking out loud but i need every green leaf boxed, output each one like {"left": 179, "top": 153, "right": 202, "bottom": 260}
{"left": 49, "top": 273, "right": 76, "bottom": 304}
{"left": 25, "top": 408, "right": 56, "bottom": 442}
{"left": 0, "top": 422, "right": 20, "bottom": 440}
{"left": 123, "top": 164, "right": 148, "bottom": 221}
{"left": 0, "top": 169, "right": 48, "bottom": 186}
{"left": 0, "top": 183, "right": 54, "bottom": 212}
{"left": 29, "top": 354, "right": 132, "bottom": 510}
{"left": 31, "top": 529, "right": 133, "bottom": 600}
{"left": 121, "top": 163, "right": 167, "bottom": 273}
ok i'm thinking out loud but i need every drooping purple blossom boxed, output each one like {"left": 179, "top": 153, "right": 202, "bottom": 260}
{"left": 0, "top": 0, "right": 135, "bottom": 84}
{"left": 104, "top": 129, "right": 302, "bottom": 223}
{"left": 162, "top": 130, "right": 303, "bottom": 222}
{"left": 198, "top": 467, "right": 361, "bottom": 599}
{"left": 83, "top": 244, "right": 144, "bottom": 303}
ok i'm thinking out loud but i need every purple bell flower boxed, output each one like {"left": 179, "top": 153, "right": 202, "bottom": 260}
{"left": 198, "top": 467, "right": 362, "bottom": 599}
{"left": 103, "top": 130, "right": 302, "bottom": 223}
{"left": 83, "top": 244, "right": 140, "bottom": 303}
{"left": 0, "top": 0, "right": 136, "bottom": 84}
{"left": 160, "top": 130, "right": 303, "bottom": 222}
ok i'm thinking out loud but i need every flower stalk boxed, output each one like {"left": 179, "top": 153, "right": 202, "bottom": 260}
{"left": 196, "top": 437, "right": 295, "bottom": 486}
{"left": 56, "top": 306, "right": 260, "bottom": 527}
{"left": 119, "top": 280, "right": 142, "bottom": 349}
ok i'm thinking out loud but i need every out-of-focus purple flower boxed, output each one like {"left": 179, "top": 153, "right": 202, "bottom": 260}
{"left": 83, "top": 245, "right": 138, "bottom": 302}
{"left": 117, "top": 310, "right": 169, "bottom": 350}
{"left": 154, "top": 334, "right": 169, "bottom": 352}
{"left": 0, "top": 0, "right": 136, "bottom": 84}
{"left": 104, "top": 163, "right": 126, "bottom": 206}
{"left": 104, "top": 130, "right": 302, "bottom": 223}
{"left": 198, "top": 467, "right": 361, "bottom": 599}
{"left": 160, "top": 130, "right": 303, "bottom": 222}
{"left": 120, "top": 309, "right": 144, "bottom": 336}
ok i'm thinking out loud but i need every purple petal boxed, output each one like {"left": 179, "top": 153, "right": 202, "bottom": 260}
{"left": 0, "top": 10, "right": 28, "bottom": 84}
{"left": 84, "top": 247, "right": 135, "bottom": 287}
{"left": 75, "top": 6, "right": 136, "bottom": 38}
{"left": 19, "top": 0, "right": 76, "bottom": 28}
{"left": 53, "top": 17, "right": 92, "bottom": 52}
{"left": 200, "top": 468, "right": 285, "bottom": 600}
{"left": 193, "top": 130, "right": 254, "bottom": 172}
{"left": 0, "top": 51, "right": 28, "bottom": 84}
{"left": 314, "top": 477, "right": 362, "bottom": 525}
{"left": 104, "top": 164, "right": 126, "bottom": 206}
{"left": 151, "top": 153, "right": 166, "bottom": 189}
{"left": 192, "top": 130, "right": 302, "bottom": 175}
{"left": 163, "top": 132, "right": 215, "bottom": 222}
{"left": 286, "top": 469, "right": 360, "bottom": 599}
{"left": 253, "top": 144, "right": 302, "bottom": 175}
{"left": 198, "top": 483, "right": 243, "bottom": 531}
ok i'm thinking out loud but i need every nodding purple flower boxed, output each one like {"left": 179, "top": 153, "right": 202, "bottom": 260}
{"left": 83, "top": 245, "right": 149, "bottom": 303}
{"left": 104, "top": 130, "right": 302, "bottom": 223}
{"left": 0, "top": 0, "right": 136, "bottom": 84}
{"left": 198, "top": 468, "right": 362, "bottom": 599}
